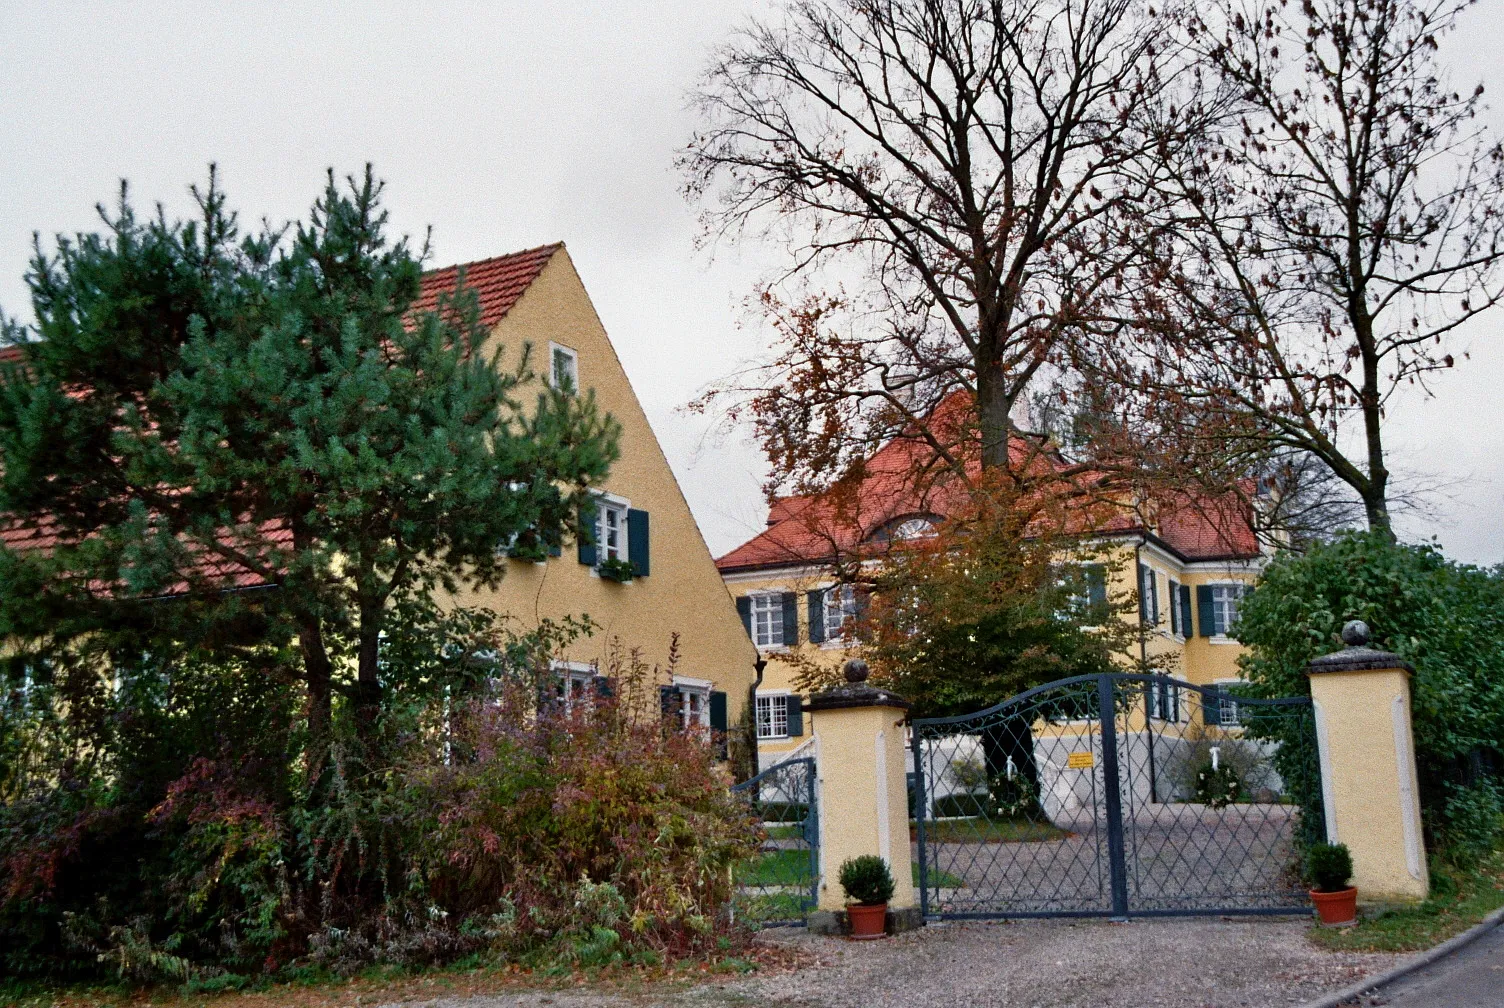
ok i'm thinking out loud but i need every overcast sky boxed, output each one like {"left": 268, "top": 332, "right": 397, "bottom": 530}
{"left": 3, "top": 1, "right": 1502, "bottom": 565}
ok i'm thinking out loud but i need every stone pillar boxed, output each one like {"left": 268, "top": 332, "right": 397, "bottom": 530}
{"left": 1307, "top": 621, "right": 1429, "bottom": 903}
{"left": 806, "top": 660, "right": 918, "bottom": 932}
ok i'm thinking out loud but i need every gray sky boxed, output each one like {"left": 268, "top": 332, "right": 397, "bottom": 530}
{"left": 3, "top": 1, "right": 1502, "bottom": 565}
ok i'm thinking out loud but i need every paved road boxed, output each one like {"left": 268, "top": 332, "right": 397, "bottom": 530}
{"left": 1368, "top": 920, "right": 1504, "bottom": 1007}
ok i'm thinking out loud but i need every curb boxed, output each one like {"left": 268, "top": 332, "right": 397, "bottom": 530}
{"left": 1296, "top": 904, "right": 1504, "bottom": 1008}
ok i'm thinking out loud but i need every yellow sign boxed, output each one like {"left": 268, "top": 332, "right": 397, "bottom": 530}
{"left": 1066, "top": 751, "right": 1095, "bottom": 770}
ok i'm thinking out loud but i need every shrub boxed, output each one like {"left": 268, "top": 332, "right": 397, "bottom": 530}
{"left": 0, "top": 620, "right": 759, "bottom": 981}
{"left": 838, "top": 856, "right": 895, "bottom": 906}
{"left": 1194, "top": 764, "right": 1243, "bottom": 809}
{"left": 1307, "top": 844, "right": 1353, "bottom": 893}
{"left": 1235, "top": 532, "right": 1504, "bottom": 860}
{"left": 986, "top": 772, "right": 1041, "bottom": 819}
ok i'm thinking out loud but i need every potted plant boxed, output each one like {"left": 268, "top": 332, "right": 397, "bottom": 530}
{"left": 597, "top": 557, "right": 635, "bottom": 583}
{"left": 838, "top": 855, "right": 895, "bottom": 939}
{"left": 1307, "top": 843, "right": 1357, "bottom": 926}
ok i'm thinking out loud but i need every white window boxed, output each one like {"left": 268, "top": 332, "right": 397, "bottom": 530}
{"left": 670, "top": 677, "right": 711, "bottom": 733}
{"left": 1209, "top": 584, "right": 1245, "bottom": 636}
{"left": 595, "top": 498, "right": 628, "bottom": 565}
{"left": 551, "top": 660, "right": 596, "bottom": 715}
{"left": 1146, "top": 678, "right": 1180, "bottom": 722}
{"left": 1213, "top": 680, "right": 1245, "bottom": 727}
{"left": 549, "top": 342, "right": 578, "bottom": 392}
{"left": 888, "top": 516, "right": 937, "bottom": 540}
{"left": 1139, "top": 563, "right": 1159, "bottom": 625}
{"left": 824, "top": 584, "right": 858, "bottom": 642}
{"left": 750, "top": 594, "right": 784, "bottom": 648}
{"left": 755, "top": 694, "right": 789, "bottom": 739}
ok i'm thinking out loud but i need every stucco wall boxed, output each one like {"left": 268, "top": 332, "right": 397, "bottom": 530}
{"left": 725, "top": 539, "right": 1265, "bottom": 738}
{"left": 451, "top": 248, "right": 757, "bottom": 717}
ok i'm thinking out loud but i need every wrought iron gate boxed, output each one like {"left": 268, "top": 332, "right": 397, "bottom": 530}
{"left": 913, "top": 674, "right": 1320, "bottom": 919}
{"left": 730, "top": 756, "right": 819, "bottom": 926}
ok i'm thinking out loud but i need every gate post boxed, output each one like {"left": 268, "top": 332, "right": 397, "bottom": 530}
{"left": 1307, "top": 621, "right": 1428, "bottom": 903}
{"left": 806, "top": 660, "right": 919, "bottom": 933}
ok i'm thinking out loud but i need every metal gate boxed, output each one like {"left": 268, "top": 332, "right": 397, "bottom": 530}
{"left": 730, "top": 756, "right": 819, "bottom": 926}
{"left": 913, "top": 674, "right": 1320, "bottom": 919}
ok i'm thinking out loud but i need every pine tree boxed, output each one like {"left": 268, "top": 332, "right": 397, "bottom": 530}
{"left": 0, "top": 166, "right": 618, "bottom": 766}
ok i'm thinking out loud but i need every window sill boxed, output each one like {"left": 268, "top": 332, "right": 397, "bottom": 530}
{"left": 757, "top": 735, "right": 791, "bottom": 742}
{"left": 756, "top": 645, "right": 790, "bottom": 654}
{"left": 818, "top": 639, "right": 851, "bottom": 650}
{"left": 1209, "top": 635, "right": 1239, "bottom": 645}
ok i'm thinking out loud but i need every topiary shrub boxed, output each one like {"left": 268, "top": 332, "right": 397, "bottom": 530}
{"left": 838, "top": 856, "right": 895, "bottom": 906}
{"left": 1306, "top": 843, "right": 1353, "bottom": 893}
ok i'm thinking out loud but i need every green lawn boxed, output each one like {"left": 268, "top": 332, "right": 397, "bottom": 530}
{"left": 912, "top": 817, "right": 1069, "bottom": 844}
{"left": 736, "top": 849, "right": 963, "bottom": 889}
{"left": 1309, "top": 852, "right": 1504, "bottom": 953}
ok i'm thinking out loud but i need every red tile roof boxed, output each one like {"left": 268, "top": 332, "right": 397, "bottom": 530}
{"left": 412, "top": 244, "right": 561, "bottom": 329}
{"left": 716, "top": 418, "right": 1262, "bottom": 573}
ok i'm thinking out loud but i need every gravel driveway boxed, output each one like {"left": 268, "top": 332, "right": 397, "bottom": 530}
{"left": 927, "top": 803, "right": 1306, "bottom": 915}
{"left": 382, "top": 917, "right": 1398, "bottom": 1008}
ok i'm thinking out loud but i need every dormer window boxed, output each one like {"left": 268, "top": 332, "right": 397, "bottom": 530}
{"left": 550, "top": 342, "right": 578, "bottom": 392}
{"left": 869, "top": 514, "right": 940, "bottom": 543}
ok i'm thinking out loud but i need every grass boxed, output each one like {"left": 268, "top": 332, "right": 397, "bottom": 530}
{"left": 0, "top": 943, "right": 786, "bottom": 1008}
{"left": 912, "top": 817, "right": 1070, "bottom": 844}
{"left": 736, "top": 850, "right": 964, "bottom": 889}
{"left": 1308, "top": 849, "right": 1504, "bottom": 953}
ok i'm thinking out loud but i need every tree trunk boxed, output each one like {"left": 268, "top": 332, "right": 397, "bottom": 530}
{"left": 299, "top": 618, "right": 333, "bottom": 784}
{"left": 976, "top": 350, "right": 1013, "bottom": 471}
{"left": 354, "top": 612, "right": 382, "bottom": 744}
{"left": 980, "top": 717, "right": 1042, "bottom": 818}
{"left": 1351, "top": 287, "right": 1394, "bottom": 541}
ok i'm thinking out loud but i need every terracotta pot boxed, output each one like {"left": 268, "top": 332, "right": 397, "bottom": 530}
{"left": 1310, "top": 887, "right": 1358, "bottom": 927}
{"left": 846, "top": 902, "right": 888, "bottom": 939}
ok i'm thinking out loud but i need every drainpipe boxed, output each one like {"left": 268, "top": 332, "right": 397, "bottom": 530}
{"left": 748, "top": 656, "right": 766, "bottom": 780}
{"left": 1136, "top": 537, "right": 1158, "bottom": 803}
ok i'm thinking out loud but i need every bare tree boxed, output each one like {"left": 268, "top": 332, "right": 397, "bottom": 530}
{"left": 1085, "top": 0, "right": 1504, "bottom": 539}
{"left": 682, "top": 0, "right": 1193, "bottom": 498}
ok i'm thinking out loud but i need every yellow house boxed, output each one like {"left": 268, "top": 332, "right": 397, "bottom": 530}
{"left": 714, "top": 433, "right": 1267, "bottom": 765}
{"left": 420, "top": 244, "right": 758, "bottom": 736}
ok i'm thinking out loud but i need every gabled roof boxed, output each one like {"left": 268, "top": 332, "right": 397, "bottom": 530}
{"left": 715, "top": 414, "right": 1262, "bottom": 574}
{"left": 412, "top": 243, "right": 561, "bottom": 329}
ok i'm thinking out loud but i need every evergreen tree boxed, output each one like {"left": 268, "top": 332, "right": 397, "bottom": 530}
{"left": 0, "top": 166, "right": 618, "bottom": 765}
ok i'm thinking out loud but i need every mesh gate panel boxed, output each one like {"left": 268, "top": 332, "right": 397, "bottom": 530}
{"left": 914, "top": 674, "right": 1319, "bottom": 918}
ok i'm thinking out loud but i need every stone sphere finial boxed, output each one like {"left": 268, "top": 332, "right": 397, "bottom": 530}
{"left": 842, "top": 659, "right": 870, "bottom": 683}
{"left": 1341, "top": 620, "right": 1370, "bottom": 648}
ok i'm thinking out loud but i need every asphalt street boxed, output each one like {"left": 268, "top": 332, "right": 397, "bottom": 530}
{"left": 1368, "top": 920, "right": 1504, "bottom": 1007}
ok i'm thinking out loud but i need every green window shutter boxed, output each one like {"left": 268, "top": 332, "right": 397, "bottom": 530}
{"left": 1196, "top": 584, "right": 1216, "bottom": 637}
{"left": 807, "top": 590, "right": 826, "bottom": 644}
{"left": 659, "top": 685, "right": 676, "bottom": 718}
{"left": 576, "top": 498, "right": 598, "bottom": 567}
{"left": 1084, "top": 564, "right": 1107, "bottom": 620}
{"left": 593, "top": 675, "right": 614, "bottom": 699}
{"left": 736, "top": 596, "right": 752, "bottom": 639}
{"left": 1168, "top": 579, "right": 1180, "bottom": 634}
{"left": 627, "top": 508, "right": 650, "bottom": 577}
{"left": 786, "top": 695, "right": 804, "bottom": 736}
{"left": 709, "top": 690, "right": 729, "bottom": 759}
{"left": 1179, "top": 583, "right": 1193, "bottom": 637}
{"left": 781, "top": 592, "right": 800, "bottom": 646}
{"left": 1136, "top": 563, "right": 1149, "bottom": 623}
